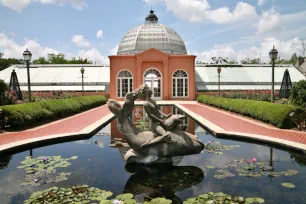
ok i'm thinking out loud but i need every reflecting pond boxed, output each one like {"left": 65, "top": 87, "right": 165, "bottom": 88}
{"left": 0, "top": 106, "right": 306, "bottom": 204}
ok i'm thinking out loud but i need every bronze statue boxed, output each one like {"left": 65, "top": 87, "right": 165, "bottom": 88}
{"left": 108, "top": 84, "right": 204, "bottom": 164}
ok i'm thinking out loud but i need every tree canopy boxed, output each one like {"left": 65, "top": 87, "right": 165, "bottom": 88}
{"left": 33, "top": 53, "right": 92, "bottom": 64}
{"left": 0, "top": 53, "right": 24, "bottom": 71}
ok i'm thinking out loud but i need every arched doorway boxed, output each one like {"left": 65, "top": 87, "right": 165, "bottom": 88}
{"left": 143, "top": 68, "right": 162, "bottom": 100}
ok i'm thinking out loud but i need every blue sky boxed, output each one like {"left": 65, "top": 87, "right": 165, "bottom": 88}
{"left": 0, "top": 0, "right": 305, "bottom": 63}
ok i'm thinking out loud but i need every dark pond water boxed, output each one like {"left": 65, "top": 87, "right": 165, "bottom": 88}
{"left": 0, "top": 106, "right": 306, "bottom": 204}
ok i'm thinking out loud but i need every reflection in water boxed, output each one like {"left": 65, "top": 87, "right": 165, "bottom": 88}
{"left": 290, "top": 151, "right": 306, "bottom": 167}
{"left": 0, "top": 155, "right": 12, "bottom": 170}
{"left": 124, "top": 163, "right": 204, "bottom": 203}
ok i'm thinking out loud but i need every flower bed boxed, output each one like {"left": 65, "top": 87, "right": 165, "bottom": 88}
{"left": 222, "top": 90, "right": 279, "bottom": 102}
{"left": 197, "top": 95, "right": 303, "bottom": 129}
{"left": 0, "top": 95, "right": 107, "bottom": 128}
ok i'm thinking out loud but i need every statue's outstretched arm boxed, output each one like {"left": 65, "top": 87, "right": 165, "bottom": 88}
{"left": 159, "top": 111, "right": 172, "bottom": 119}
{"left": 122, "top": 92, "right": 137, "bottom": 119}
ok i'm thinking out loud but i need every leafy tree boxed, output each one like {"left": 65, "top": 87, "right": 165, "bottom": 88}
{"left": 274, "top": 53, "right": 298, "bottom": 65}
{"left": 293, "top": 39, "right": 306, "bottom": 57}
{"left": 241, "top": 58, "right": 260, "bottom": 64}
{"left": 0, "top": 79, "right": 7, "bottom": 95}
{"left": 289, "top": 80, "right": 306, "bottom": 107}
{"left": 0, "top": 53, "right": 3, "bottom": 59}
{"left": 228, "top": 60, "right": 238, "bottom": 64}
{"left": 0, "top": 56, "right": 23, "bottom": 71}
{"left": 33, "top": 57, "right": 49, "bottom": 64}
{"left": 32, "top": 53, "right": 92, "bottom": 64}
{"left": 211, "top": 57, "right": 228, "bottom": 64}
{"left": 48, "top": 53, "right": 68, "bottom": 64}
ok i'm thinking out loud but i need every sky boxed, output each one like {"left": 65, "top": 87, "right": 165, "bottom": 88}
{"left": 0, "top": 0, "right": 305, "bottom": 64}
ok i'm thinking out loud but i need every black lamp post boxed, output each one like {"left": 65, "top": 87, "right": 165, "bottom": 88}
{"left": 80, "top": 67, "right": 85, "bottom": 96}
{"left": 269, "top": 46, "right": 278, "bottom": 103}
{"left": 217, "top": 66, "right": 222, "bottom": 97}
{"left": 23, "top": 49, "right": 32, "bottom": 102}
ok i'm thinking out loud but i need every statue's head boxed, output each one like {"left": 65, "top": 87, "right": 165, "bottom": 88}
{"left": 136, "top": 84, "right": 152, "bottom": 100}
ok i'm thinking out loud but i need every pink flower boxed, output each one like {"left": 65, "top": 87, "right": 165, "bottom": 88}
{"left": 247, "top": 159, "right": 252, "bottom": 164}
{"left": 252, "top": 158, "right": 257, "bottom": 162}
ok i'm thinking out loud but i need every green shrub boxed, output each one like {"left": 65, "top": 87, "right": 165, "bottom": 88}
{"left": 197, "top": 95, "right": 303, "bottom": 129}
{"left": 0, "top": 95, "right": 107, "bottom": 128}
{"left": 289, "top": 80, "right": 306, "bottom": 108}
{"left": 0, "top": 79, "right": 7, "bottom": 95}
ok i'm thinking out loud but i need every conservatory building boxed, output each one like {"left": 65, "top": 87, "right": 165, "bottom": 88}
{"left": 109, "top": 9, "right": 196, "bottom": 100}
{"left": 0, "top": 10, "right": 305, "bottom": 100}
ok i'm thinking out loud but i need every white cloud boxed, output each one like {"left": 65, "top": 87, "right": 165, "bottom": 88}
{"left": 96, "top": 30, "right": 104, "bottom": 39}
{"left": 0, "top": 0, "right": 31, "bottom": 12}
{"left": 0, "top": 32, "right": 58, "bottom": 59}
{"left": 194, "top": 37, "right": 301, "bottom": 63}
{"left": 71, "top": 35, "right": 91, "bottom": 47}
{"left": 143, "top": 0, "right": 163, "bottom": 5}
{"left": 0, "top": 32, "right": 109, "bottom": 64}
{"left": 77, "top": 48, "right": 108, "bottom": 64}
{"left": 258, "top": 0, "right": 265, "bottom": 6}
{"left": 144, "top": 0, "right": 257, "bottom": 24}
{"left": 257, "top": 7, "right": 281, "bottom": 33}
{"left": 0, "top": 0, "right": 87, "bottom": 12}
{"left": 110, "top": 45, "right": 119, "bottom": 55}
{"left": 205, "top": 2, "right": 257, "bottom": 24}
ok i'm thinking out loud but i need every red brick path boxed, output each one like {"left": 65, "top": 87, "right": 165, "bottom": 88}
{"left": 182, "top": 103, "right": 306, "bottom": 145}
{"left": 0, "top": 105, "right": 111, "bottom": 146}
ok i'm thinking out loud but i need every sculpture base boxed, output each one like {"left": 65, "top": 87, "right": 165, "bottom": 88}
{"left": 120, "top": 148, "right": 183, "bottom": 165}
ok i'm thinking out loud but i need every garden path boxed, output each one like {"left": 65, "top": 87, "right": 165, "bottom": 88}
{"left": 0, "top": 101, "right": 306, "bottom": 153}
{"left": 178, "top": 103, "right": 306, "bottom": 151}
{"left": 0, "top": 104, "right": 113, "bottom": 153}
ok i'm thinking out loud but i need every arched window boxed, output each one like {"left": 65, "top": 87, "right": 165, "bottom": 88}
{"left": 144, "top": 68, "right": 162, "bottom": 99}
{"left": 117, "top": 70, "right": 133, "bottom": 98}
{"left": 173, "top": 70, "right": 188, "bottom": 97}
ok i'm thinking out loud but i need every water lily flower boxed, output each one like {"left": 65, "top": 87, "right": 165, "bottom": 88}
{"left": 252, "top": 158, "right": 257, "bottom": 162}
{"left": 112, "top": 200, "right": 122, "bottom": 204}
{"left": 208, "top": 141, "right": 212, "bottom": 144}
{"left": 247, "top": 159, "right": 252, "bottom": 164}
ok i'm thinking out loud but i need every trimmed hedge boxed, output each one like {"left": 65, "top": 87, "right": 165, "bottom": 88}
{"left": 197, "top": 95, "right": 304, "bottom": 129}
{"left": 0, "top": 95, "right": 107, "bottom": 127}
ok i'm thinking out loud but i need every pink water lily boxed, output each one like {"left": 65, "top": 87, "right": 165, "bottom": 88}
{"left": 112, "top": 200, "right": 122, "bottom": 204}
{"left": 252, "top": 158, "right": 257, "bottom": 162}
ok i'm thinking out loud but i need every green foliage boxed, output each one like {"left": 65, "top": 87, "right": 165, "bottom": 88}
{"left": 211, "top": 57, "right": 228, "bottom": 64}
{"left": 222, "top": 90, "right": 277, "bottom": 102}
{"left": 289, "top": 80, "right": 306, "bottom": 108}
{"left": 241, "top": 58, "right": 260, "bottom": 64}
{"left": 0, "top": 79, "right": 7, "bottom": 96}
{"left": 0, "top": 95, "right": 107, "bottom": 128}
{"left": 32, "top": 53, "right": 92, "bottom": 64}
{"left": 0, "top": 57, "right": 23, "bottom": 71}
{"left": 197, "top": 95, "right": 304, "bottom": 129}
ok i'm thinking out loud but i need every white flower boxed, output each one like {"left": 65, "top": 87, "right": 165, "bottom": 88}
{"left": 112, "top": 200, "right": 122, "bottom": 204}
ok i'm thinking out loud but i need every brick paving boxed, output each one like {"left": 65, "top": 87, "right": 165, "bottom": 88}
{"left": 0, "top": 101, "right": 306, "bottom": 153}
{"left": 0, "top": 105, "right": 111, "bottom": 146}
{"left": 181, "top": 103, "right": 306, "bottom": 145}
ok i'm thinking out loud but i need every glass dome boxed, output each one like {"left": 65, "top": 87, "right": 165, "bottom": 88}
{"left": 117, "top": 10, "right": 187, "bottom": 55}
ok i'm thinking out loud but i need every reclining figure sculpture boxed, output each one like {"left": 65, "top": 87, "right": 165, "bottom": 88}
{"left": 108, "top": 84, "right": 205, "bottom": 164}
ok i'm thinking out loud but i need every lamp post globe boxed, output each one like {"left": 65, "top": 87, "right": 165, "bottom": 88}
{"left": 23, "top": 49, "right": 32, "bottom": 102}
{"left": 80, "top": 67, "right": 85, "bottom": 96}
{"left": 217, "top": 66, "right": 222, "bottom": 97}
{"left": 217, "top": 66, "right": 222, "bottom": 74}
{"left": 80, "top": 67, "right": 85, "bottom": 75}
{"left": 269, "top": 46, "right": 278, "bottom": 103}
{"left": 269, "top": 46, "right": 278, "bottom": 61}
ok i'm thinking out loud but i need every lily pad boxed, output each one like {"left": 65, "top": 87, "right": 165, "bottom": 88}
{"left": 206, "top": 165, "right": 216, "bottom": 169}
{"left": 281, "top": 183, "right": 295, "bottom": 188}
